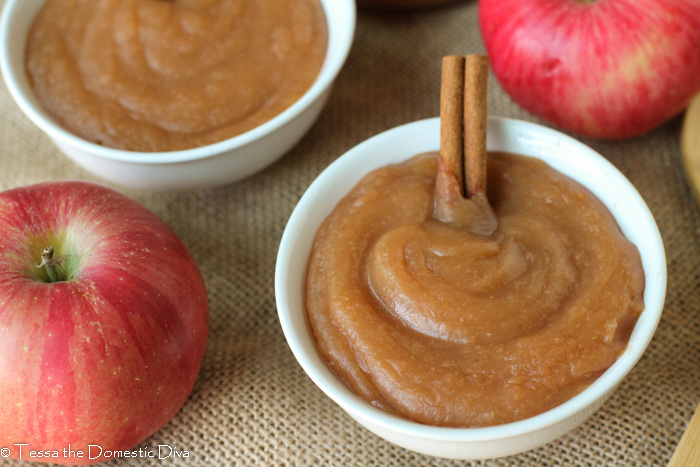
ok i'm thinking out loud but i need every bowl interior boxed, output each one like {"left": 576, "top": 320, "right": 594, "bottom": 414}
{"left": 0, "top": 0, "right": 356, "bottom": 164}
{"left": 275, "top": 116, "right": 666, "bottom": 440}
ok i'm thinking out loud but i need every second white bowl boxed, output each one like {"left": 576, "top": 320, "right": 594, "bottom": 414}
{"left": 0, "top": 0, "right": 356, "bottom": 190}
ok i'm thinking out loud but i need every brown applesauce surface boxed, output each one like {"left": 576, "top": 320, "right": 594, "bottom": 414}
{"left": 306, "top": 151, "right": 645, "bottom": 427}
{"left": 26, "top": 0, "right": 328, "bottom": 152}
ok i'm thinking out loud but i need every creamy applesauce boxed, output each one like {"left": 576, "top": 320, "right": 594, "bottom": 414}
{"left": 306, "top": 152, "right": 645, "bottom": 427}
{"left": 26, "top": 0, "right": 328, "bottom": 152}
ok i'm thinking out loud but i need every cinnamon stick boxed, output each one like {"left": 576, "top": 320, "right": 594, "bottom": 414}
{"left": 439, "top": 55, "right": 466, "bottom": 197}
{"left": 434, "top": 54, "right": 496, "bottom": 235}
{"left": 464, "top": 54, "right": 489, "bottom": 197}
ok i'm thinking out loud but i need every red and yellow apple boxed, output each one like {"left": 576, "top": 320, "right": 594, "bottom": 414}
{"left": 0, "top": 181, "right": 208, "bottom": 465}
{"left": 479, "top": 0, "right": 700, "bottom": 139}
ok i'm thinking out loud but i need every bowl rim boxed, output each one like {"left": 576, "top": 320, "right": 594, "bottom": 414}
{"left": 275, "top": 116, "right": 667, "bottom": 442}
{"left": 0, "top": 0, "right": 356, "bottom": 164}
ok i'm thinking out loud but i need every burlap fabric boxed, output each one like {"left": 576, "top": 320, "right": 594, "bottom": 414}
{"left": 0, "top": 1, "right": 697, "bottom": 465}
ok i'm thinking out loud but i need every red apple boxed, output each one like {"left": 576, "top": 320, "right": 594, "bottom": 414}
{"left": 479, "top": 0, "right": 700, "bottom": 139}
{"left": 0, "top": 181, "right": 208, "bottom": 465}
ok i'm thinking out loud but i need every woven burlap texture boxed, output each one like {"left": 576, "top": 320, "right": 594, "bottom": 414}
{"left": 1, "top": 1, "right": 698, "bottom": 466}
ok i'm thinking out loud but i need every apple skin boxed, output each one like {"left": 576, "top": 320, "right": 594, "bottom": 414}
{"left": 479, "top": 0, "right": 700, "bottom": 139}
{"left": 0, "top": 181, "right": 208, "bottom": 465}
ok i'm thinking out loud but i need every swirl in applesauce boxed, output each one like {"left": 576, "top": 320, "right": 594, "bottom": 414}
{"left": 306, "top": 152, "right": 645, "bottom": 427}
{"left": 26, "top": 0, "right": 327, "bottom": 152}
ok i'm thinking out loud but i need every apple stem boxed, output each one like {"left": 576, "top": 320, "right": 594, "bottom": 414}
{"left": 37, "top": 245, "right": 61, "bottom": 283}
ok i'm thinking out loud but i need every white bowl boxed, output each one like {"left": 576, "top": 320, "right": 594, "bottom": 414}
{"left": 0, "top": 0, "right": 356, "bottom": 190}
{"left": 275, "top": 117, "right": 666, "bottom": 459}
